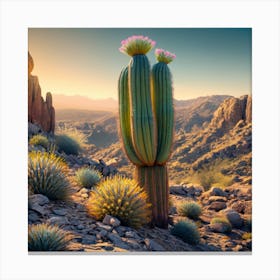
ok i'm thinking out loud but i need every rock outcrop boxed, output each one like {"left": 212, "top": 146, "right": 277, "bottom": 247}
{"left": 28, "top": 52, "right": 55, "bottom": 133}
{"left": 210, "top": 95, "right": 252, "bottom": 131}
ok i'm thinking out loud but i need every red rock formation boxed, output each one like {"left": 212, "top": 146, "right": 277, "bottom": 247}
{"left": 28, "top": 52, "right": 55, "bottom": 133}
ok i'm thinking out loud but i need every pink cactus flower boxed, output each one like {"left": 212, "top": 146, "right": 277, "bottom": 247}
{"left": 154, "top": 48, "right": 176, "bottom": 64}
{"left": 119, "top": 35, "right": 156, "bottom": 56}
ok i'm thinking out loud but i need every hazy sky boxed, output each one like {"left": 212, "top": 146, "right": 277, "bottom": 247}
{"left": 28, "top": 28, "right": 251, "bottom": 100}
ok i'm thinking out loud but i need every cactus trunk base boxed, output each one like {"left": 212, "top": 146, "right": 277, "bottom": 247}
{"left": 135, "top": 165, "right": 169, "bottom": 228}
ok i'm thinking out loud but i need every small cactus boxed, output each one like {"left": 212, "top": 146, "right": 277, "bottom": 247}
{"left": 28, "top": 151, "right": 72, "bottom": 200}
{"left": 28, "top": 223, "right": 74, "bottom": 251}
{"left": 87, "top": 176, "right": 151, "bottom": 228}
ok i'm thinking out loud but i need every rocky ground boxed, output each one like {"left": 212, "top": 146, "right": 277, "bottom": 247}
{"left": 28, "top": 151, "right": 252, "bottom": 253}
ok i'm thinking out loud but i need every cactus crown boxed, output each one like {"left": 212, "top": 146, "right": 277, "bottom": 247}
{"left": 155, "top": 48, "right": 176, "bottom": 64}
{"left": 119, "top": 35, "right": 156, "bottom": 56}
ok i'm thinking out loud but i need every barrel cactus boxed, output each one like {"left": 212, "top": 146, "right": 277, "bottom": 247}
{"left": 118, "top": 35, "right": 175, "bottom": 228}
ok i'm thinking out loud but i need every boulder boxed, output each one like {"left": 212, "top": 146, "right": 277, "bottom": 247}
{"left": 209, "top": 187, "right": 227, "bottom": 197}
{"left": 223, "top": 210, "right": 243, "bottom": 228}
{"left": 102, "top": 215, "right": 121, "bottom": 227}
{"left": 29, "top": 194, "right": 49, "bottom": 206}
{"left": 144, "top": 238, "right": 165, "bottom": 251}
{"left": 209, "top": 202, "right": 227, "bottom": 211}
{"left": 210, "top": 222, "right": 231, "bottom": 233}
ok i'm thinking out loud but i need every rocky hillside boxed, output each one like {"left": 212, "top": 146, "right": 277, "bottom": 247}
{"left": 28, "top": 94, "right": 252, "bottom": 252}
{"left": 87, "top": 95, "right": 252, "bottom": 184}
{"left": 169, "top": 95, "right": 252, "bottom": 181}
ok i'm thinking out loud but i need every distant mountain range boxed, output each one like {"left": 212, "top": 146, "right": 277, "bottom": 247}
{"left": 53, "top": 93, "right": 232, "bottom": 112}
{"left": 53, "top": 94, "right": 118, "bottom": 111}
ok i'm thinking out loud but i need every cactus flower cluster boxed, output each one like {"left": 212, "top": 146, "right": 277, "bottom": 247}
{"left": 118, "top": 35, "right": 175, "bottom": 228}
{"left": 119, "top": 35, "right": 156, "bottom": 56}
{"left": 155, "top": 48, "right": 176, "bottom": 64}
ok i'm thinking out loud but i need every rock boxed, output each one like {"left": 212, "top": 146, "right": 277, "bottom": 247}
{"left": 82, "top": 238, "right": 96, "bottom": 245}
{"left": 28, "top": 203, "right": 47, "bottom": 216}
{"left": 99, "top": 229, "right": 108, "bottom": 238}
{"left": 125, "top": 231, "right": 141, "bottom": 240}
{"left": 102, "top": 215, "right": 121, "bottom": 227}
{"left": 48, "top": 216, "right": 69, "bottom": 226}
{"left": 52, "top": 208, "right": 67, "bottom": 216}
{"left": 169, "top": 185, "right": 188, "bottom": 196}
{"left": 28, "top": 210, "right": 40, "bottom": 223}
{"left": 209, "top": 187, "right": 227, "bottom": 197}
{"left": 208, "top": 202, "right": 227, "bottom": 211}
{"left": 29, "top": 194, "right": 49, "bottom": 206}
{"left": 210, "top": 223, "right": 231, "bottom": 233}
{"left": 210, "top": 95, "right": 251, "bottom": 131}
{"left": 224, "top": 210, "right": 243, "bottom": 228}
{"left": 144, "top": 239, "right": 165, "bottom": 251}
{"left": 28, "top": 52, "right": 55, "bottom": 133}
{"left": 107, "top": 233, "right": 130, "bottom": 250}
{"left": 76, "top": 224, "right": 85, "bottom": 230}
{"left": 208, "top": 196, "right": 227, "bottom": 203}
{"left": 96, "top": 222, "right": 112, "bottom": 231}
{"left": 231, "top": 201, "right": 246, "bottom": 214}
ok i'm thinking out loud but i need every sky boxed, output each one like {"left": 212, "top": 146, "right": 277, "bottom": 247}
{"left": 28, "top": 28, "right": 252, "bottom": 100}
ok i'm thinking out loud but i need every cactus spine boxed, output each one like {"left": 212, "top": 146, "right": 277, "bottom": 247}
{"left": 118, "top": 36, "right": 175, "bottom": 228}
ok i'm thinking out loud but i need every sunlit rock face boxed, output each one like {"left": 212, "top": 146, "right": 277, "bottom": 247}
{"left": 28, "top": 52, "right": 55, "bottom": 133}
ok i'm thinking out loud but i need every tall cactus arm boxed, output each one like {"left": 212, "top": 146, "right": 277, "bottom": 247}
{"left": 152, "top": 61, "right": 174, "bottom": 165}
{"left": 118, "top": 66, "right": 143, "bottom": 166}
{"left": 128, "top": 55, "right": 157, "bottom": 166}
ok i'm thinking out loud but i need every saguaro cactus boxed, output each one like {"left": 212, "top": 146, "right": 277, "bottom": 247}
{"left": 118, "top": 36, "right": 175, "bottom": 228}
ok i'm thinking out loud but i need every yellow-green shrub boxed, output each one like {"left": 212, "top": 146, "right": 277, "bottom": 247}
{"left": 28, "top": 151, "right": 72, "bottom": 200}
{"left": 28, "top": 223, "right": 74, "bottom": 251}
{"left": 178, "top": 201, "right": 202, "bottom": 220}
{"left": 29, "top": 134, "right": 49, "bottom": 149}
{"left": 87, "top": 176, "right": 151, "bottom": 228}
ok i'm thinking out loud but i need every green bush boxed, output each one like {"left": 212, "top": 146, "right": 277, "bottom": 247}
{"left": 28, "top": 223, "right": 74, "bottom": 251}
{"left": 28, "top": 151, "right": 72, "bottom": 200}
{"left": 75, "top": 167, "right": 102, "bottom": 189}
{"left": 55, "top": 134, "right": 81, "bottom": 155}
{"left": 178, "top": 201, "right": 202, "bottom": 220}
{"left": 171, "top": 220, "right": 200, "bottom": 245}
{"left": 87, "top": 176, "right": 151, "bottom": 228}
{"left": 29, "top": 134, "right": 49, "bottom": 149}
{"left": 210, "top": 217, "right": 232, "bottom": 233}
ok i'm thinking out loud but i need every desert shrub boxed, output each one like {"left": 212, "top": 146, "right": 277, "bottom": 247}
{"left": 28, "top": 223, "right": 74, "bottom": 251}
{"left": 28, "top": 151, "right": 72, "bottom": 200}
{"left": 29, "top": 134, "right": 49, "bottom": 149}
{"left": 178, "top": 201, "right": 202, "bottom": 220}
{"left": 186, "top": 160, "right": 234, "bottom": 191}
{"left": 171, "top": 220, "right": 200, "bottom": 245}
{"left": 87, "top": 176, "right": 151, "bottom": 228}
{"left": 242, "top": 232, "right": 252, "bottom": 240}
{"left": 210, "top": 217, "right": 232, "bottom": 233}
{"left": 75, "top": 167, "right": 102, "bottom": 189}
{"left": 55, "top": 134, "right": 81, "bottom": 155}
